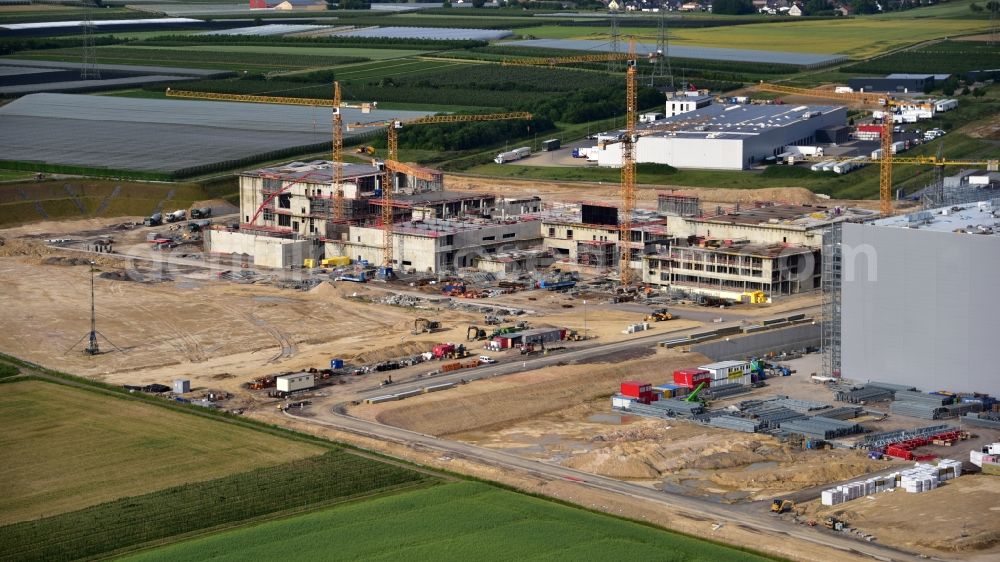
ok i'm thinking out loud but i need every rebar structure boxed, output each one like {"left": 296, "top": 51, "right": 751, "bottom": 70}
{"left": 80, "top": 7, "right": 100, "bottom": 80}
{"left": 820, "top": 224, "right": 842, "bottom": 378}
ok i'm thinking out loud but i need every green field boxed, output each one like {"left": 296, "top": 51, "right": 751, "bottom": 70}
{"left": 0, "top": 380, "right": 326, "bottom": 524}
{"left": 0, "top": 180, "right": 209, "bottom": 227}
{"left": 124, "top": 482, "right": 775, "bottom": 562}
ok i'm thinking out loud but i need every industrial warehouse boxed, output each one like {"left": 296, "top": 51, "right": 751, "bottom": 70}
{"left": 595, "top": 103, "right": 847, "bottom": 170}
{"left": 2, "top": 8, "right": 999, "bottom": 562}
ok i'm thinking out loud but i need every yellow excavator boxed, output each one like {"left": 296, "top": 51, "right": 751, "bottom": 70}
{"left": 355, "top": 145, "right": 376, "bottom": 155}
{"left": 644, "top": 308, "right": 673, "bottom": 322}
{"left": 771, "top": 499, "right": 794, "bottom": 514}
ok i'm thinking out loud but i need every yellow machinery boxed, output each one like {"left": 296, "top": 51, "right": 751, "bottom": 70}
{"left": 644, "top": 308, "right": 673, "bottom": 322}
{"left": 321, "top": 256, "right": 351, "bottom": 267}
{"left": 771, "top": 499, "right": 794, "bottom": 514}
{"left": 355, "top": 145, "right": 376, "bottom": 155}
{"left": 743, "top": 291, "right": 767, "bottom": 304}
{"left": 349, "top": 112, "right": 533, "bottom": 276}
{"left": 166, "top": 84, "right": 374, "bottom": 221}
{"left": 303, "top": 258, "right": 317, "bottom": 268}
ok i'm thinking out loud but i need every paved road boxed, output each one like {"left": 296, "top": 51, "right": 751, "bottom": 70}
{"left": 288, "top": 407, "right": 927, "bottom": 562}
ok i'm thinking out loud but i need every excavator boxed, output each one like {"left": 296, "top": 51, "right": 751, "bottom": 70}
{"left": 467, "top": 325, "right": 487, "bottom": 341}
{"left": 684, "top": 382, "right": 706, "bottom": 403}
{"left": 644, "top": 308, "right": 673, "bottom": 322}
{"left": 771, "top": 499, "right": 794, "bottom": 514}
{"left": 354, "top": 145, "right": 376, "bottom": 155}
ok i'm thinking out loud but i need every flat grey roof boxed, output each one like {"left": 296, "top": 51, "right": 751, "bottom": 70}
{"left": 0, "top": 94, "right": 432, "bottom": 174}
{"left": 872, "top": 201, "right": 1000, "bottom": 237}
{"left": 202, "top": 24, "right": 329, "bottom": 36}
{"left": 641, "top": 103, "right": 843, "bottom": 140}
{"left": 396, "top": 191, "right": 493, "bottom": 205}
{"left": 338, "top": 26, "right": 513, "bottom": 41}
{"left": 501, "top": 39, "right": 846, "bottom": 67}
{"left": 0, "top": 18, "right": 202, "bottom": 31}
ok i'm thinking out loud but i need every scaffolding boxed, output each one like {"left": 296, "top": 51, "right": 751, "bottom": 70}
{"left": 821, "top": 223, "right": 842, "bottom": 378}
{"left": 577, "top": 240, "right": 616, "bottom": 268}
{"left": 921, "top": 179, "right": 1000, "bottom": 208}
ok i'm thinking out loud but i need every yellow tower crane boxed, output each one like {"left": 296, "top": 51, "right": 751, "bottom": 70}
{"left": 165, "top": 85, "right": 375, "bottom": 221}
{"left": 755, "top": 83, "right": 897, "bottom": 216}
{"left": 349, "top": 112, "right": 533, "bottom": 278}
{"left": 754, "top": 83, "right": 998, "bottom": 211}
{"left": 502, "top": 39, "right": 640, "bottom": 286}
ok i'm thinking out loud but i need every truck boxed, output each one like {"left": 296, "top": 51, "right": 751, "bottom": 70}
{"left": 335, "top": 271, "right": 367, "bottom": 283}
{"left": 494, "top": 146, "right": 531, "bottom": 164}
{"left": 432, "top": 343, "right": 456, "bottom": 359}
{"left": 541, "top": 138, "right": 560, "bottom": 151}
{"left": 164, "top": 210, "right": 186, "bottom": 223}
{"left": 143, "top": 212, "right": 163, "bottom": 227}
{"left": 189, "top": 207, "right": 212, "bottom": 219}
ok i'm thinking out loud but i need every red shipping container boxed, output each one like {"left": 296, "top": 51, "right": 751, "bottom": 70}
{"left": 857, "top": 125, "right": 883, "bottom": 133}
{"left": 621, "top": 380, "right": 651, "bottom": 398}
{"left": 673, "top": 369, "right": 711, "bottom": 389}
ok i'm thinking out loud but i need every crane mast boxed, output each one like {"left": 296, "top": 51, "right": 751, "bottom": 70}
{"left": 333, "top": 82, "right": 345, "bottom": 220}
{"left": 620, "top": 40, "right": 637, "bottom": 286}
{"left": 361, "top": 112, "right": 532, "bottom": 278}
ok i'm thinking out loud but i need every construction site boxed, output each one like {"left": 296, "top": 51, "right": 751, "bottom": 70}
{"left": 2, "top": 22, "right": 1000, "bottom": 562}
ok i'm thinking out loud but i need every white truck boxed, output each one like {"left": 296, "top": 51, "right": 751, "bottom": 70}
{"left": 164, "top": 210, "right": 186, "bottom": 223}
{"left": 494, "top": 146, "right": 531, "bottom": 164}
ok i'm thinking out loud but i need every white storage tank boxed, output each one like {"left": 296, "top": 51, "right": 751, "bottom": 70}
{"left": 276, "top": 372, "right": 314, "bottom": 393}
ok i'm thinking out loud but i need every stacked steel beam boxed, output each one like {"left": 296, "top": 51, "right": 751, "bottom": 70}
{"left": 708, "top": 415, "right": 761, "bottom": 433}
{"left": 780, "top": 416, "right": 863, "bottom": 440}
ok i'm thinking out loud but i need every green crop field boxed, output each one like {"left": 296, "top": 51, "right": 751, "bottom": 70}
{"left": 124, "top": 482, "right": 776, "bottom": 562}
{"left": 147, "top": 45, "right": 430, "bottom": 61}
{"left": 0, "top": 380, "right": 326, "bottom": 525}
{"left": 843, "top": 41, "right": 1000, "bottom": 75}
{"left": 0, "top": 180, "right": 208, "bottom": 226}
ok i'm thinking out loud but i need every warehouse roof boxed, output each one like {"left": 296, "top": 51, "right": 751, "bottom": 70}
{"left": 640, "top": 103, "right": 845, "bottom": 140}
{"left": 691, "top": 204, "right": 876, "bottom": 230}
{"left": 872, "top": 200, "right": 1000, "bottom": 237}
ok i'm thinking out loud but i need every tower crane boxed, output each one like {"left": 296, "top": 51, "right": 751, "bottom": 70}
{"left": 754, "top": 83, "right": 897, "bottom": 216}
{"left": 348, "top": 112, "right": 533, "bottom": 278}
{"left": 500, "top": 39, "right": 640, "bottom": 286}
{"left": 754, "top": 83, "right": 998, "bottom": 210}
{"left": 165, "top": 85, "right": 375, "bottom": 221}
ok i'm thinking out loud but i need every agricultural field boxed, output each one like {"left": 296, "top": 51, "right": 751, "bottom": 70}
{"left": 6, "top": 45, "right": 368, "bottom": 72}
{"left": 0, "top": 180, "right": 209, "bottom": 226}
{"left": 123, "top": 482, "right": 775, "bottom": 562}
{"left": 0, "top": 379, "right": 326, "bottom": 525}
{"left": 842, "top": 41, "right": 1000, "bottom": 75}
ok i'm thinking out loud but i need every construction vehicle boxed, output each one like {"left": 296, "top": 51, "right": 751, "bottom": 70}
{"left": 335, "top": 271, "right": 367, "bottom": 283}
{"left": 355, "top": 145, "right": 376, "bottom": 155}
{"left": 303, "top": 259, "right": 317, "bottom": 268}
{"left": 164, "top": 210, "right": 186, "bottom": 223}
{"left": 190, "top": 207, "right": 212, "bottom": 219}
{"left": 824, "top": 516, "right": 846, "bottom": 531}
{"left": 484, "top": 314, "right": 505, "bottom": 325}
{"left": 743, "top": 290, "right": 767, "bottom": 304}
{"left": 566, "top": 329, "right": 586, "bottom": 341}
{"left": 771, "top": 499, "right": 794, "bottom": 514}
{"left": 143, "top": 212, "right": 163, "bottom": 227}
{"left": 412, "top": 318, "right": 440, "bottom": 335}
{"left": 644, "top": 308, "right": 673, "bottom": 322}
{"left": 467, "top": 325, "right": 487, "bottom": 341}
{"left": 684, "top": 381, "right": 706, "bottom": 403}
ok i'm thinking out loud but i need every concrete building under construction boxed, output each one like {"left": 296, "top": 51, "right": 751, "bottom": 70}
{"left": 642, "top": 239, "right": 820, "bottom": 300}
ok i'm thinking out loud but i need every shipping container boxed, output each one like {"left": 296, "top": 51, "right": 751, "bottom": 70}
{"left": 541, "top": 138, "right": 560, "bottom": 151}
{"left": 673, "top": 368, "right": 712, "bottom": 389}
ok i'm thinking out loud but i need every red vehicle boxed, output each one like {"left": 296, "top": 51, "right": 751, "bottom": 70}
{"left": 432, "top": 343, "right": 456, "bottom": 359}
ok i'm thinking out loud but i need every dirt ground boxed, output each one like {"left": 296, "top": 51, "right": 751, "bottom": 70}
{"left": 258, "top": 409, "right": 877, "bottom": 562}
{"left": 800, "top": 475, "right": 1000, "bottom": 559}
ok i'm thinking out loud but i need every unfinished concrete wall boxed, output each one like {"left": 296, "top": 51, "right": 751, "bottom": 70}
{"left": 206, "top": 229, "right": 321, "bottom": 269}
